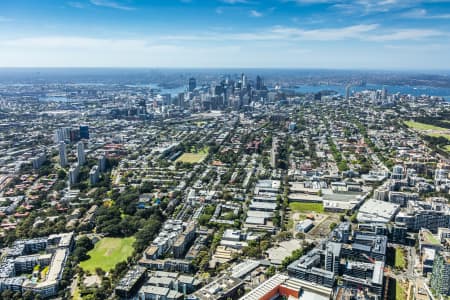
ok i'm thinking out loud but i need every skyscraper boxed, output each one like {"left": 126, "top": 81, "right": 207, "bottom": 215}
{"left": 256, "top": 75, "right": 264, "bottom": 90}
{"left": 188, "top": 77, "right": 196, "bottom": 92}
{"left": 59, "top": 141, "right": 67, "bottom": 167}
{"left": 345, "top": 85, "right": 351, "bottom": 101}
{"left": 241, "top": 73, "right": 247, "bottom": 88}
{"left": 77, "top": 141, "right": 85, "bottom": 166}
{"left": 381, "top": 86, "right": 387, "bottom": 100}
{"left": 79, "top": 125, "right": 89, "bottom": 139}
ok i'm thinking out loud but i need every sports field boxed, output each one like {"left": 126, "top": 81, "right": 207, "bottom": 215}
{"left": 289, "top": 202, "right": 324, "bottom": 213}
{"left": 405, "top": 121, "right": 450, "bottom": 141}
{"left": 79, "top": 237, "right": 135, "bottom": 272}
{"left": 404, "top": 120, "right": 446, "bottom": 131}
{"left": 176, "top": 147, "right": 209, "bottom": 163}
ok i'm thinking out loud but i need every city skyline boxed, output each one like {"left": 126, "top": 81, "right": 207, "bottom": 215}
{"left": 0, "top": 0, "right": 450, "bottom": 69}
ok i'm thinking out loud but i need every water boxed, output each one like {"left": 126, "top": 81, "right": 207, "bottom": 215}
{"left": 38, "top": 83, "right": 450, "bottom": 102}
{"left": 292, "top": 84, "right": 450, "bottom": 100}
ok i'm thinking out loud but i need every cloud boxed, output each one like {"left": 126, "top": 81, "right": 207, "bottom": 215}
{"left": 67, "top": 1, "right": 85, "bottom": 8}
{"left": 159, "top": 24, "right": 379, "bottom": 41}
{"left": 289, "top": 0, "right": 423, "bottom": 16}
{"left": 0, "top": 37, "right": 149, "bottom": 49}
{"left": 384, "top": 43, "right": 448, "bottom": 51}
{"left": 249, "top": 10, "right": 263, "bottom": 17}
{"left": 159, "top": 23, "right": 448, "bottom": 42}
{"left": 271, "top": 24, "right": 379, "bottom": 40}
{"left": 402, "top": 8, "right": 450, "bottom": 19}
{"left": 90, "top": 0, "right": 135, "bottom": 10}
{"left": 220, "top": 0, "right": 249, "bottom": 4}
{"left": 367, "top": 29, "right": 445, "bottom": 41}
{"left": 0, "top": 16, "right": 13, "bottom": 22}
{"left": 0, "top": 36, "right": 243, "bottom": 67}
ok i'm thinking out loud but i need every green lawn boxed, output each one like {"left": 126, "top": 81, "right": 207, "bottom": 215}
{"left": 395, "top": 248, "right": 406, "bottom": 270}
{"left": 404, "top": 121, "right": 450, "bottom": 141}
{"left": 444, "top": 145, "right": 450, "bottom": 152}
{"left": 176, "top": 147, "right": 209, "bottom": 164}
{"left": 396, "top": 281, "right": 407, "bottom": 300}
{"left": 289, "top": 202, "right": 324, "bottom": 213}
{"left": 429, "top": 133, "right": 450, "bottom": 140}
{"left": 404, "top": 121, "right": 447, "bottom": 131}
{"left": 79, "top": 237, "right": 135, "bottom": 273}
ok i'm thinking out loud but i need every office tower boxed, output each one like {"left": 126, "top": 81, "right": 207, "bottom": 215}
{"left": 177, "top": 93, "right": 185, "bottom": 108}
{"left": 241, "top": 73, "right": 247, "bottom": 87}
{"left": 79, "top": 125, "right": 90, "bottom": 139}
{"left": 138, "top": 99, "right": 147, "bottom": 115}
{"left": 381, "top": 86, "right": 387, "bottom": 100}
{"left": 256, "top": 75, "right": 264, "bottom": 90}
{"left": 98, "top": 154, "right": 107, "bottom": 172}
{"left": 77, "top": 141, "right": 85, "bottom": 166}
{"left": 59, "top": 142, "right": 67, "bottom": 167}
{"left": 188, "top": 77, "right": 196, "bottom": 92}
{"left": 69, "top": 128, "right": 80, "bottom": 142}
{"left": 345, "top": 85, "right": 351, "bottom": 101}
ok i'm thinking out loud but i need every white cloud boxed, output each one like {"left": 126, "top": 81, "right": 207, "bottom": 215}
{"left": 160, "top": 24, "right": 380, "bottom": 41}
{"left": 159, "top": 23, "right": 448, "bottom": 42}
{"left": 220, "top": 0, "right": 249, "bottom": 3}
{"left": 384, "top": 43, "right": 448, "bottom": 51}
{"left": 367, "top": 29, "right": 445, "bottom": 41}
{"left": 0, "top": 37, "right": 148, "bottom": 49}
{"left": 0, "top": 36, "right": 244, "bottom": 67}
{"left": 402, "top": 8, "right": 450, "bottom": 19}
{"left": 0, "top": 34, "right": 449, "bottom": 69}
{"left": 0, "top": 16, "right": 13, "bottom": 22}
{"left": 67, "top": 1, "right": 85, "bottom": 9}
{"left": 250, "top": 10, "right": 263, "bottom": 17}
{"left": 90, "top": 0, "right": 135, "bottom": 11}
{"left": 271, "top": 24, "right": 379, "bottom": 40}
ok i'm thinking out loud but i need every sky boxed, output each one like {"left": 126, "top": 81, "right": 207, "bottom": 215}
{"left": 0, "top": 0, "right": 449, "bottom": 69}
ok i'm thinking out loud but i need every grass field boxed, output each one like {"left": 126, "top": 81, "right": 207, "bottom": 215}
{"left": 444, "top": 145, "right": 450, "bottom": 152}
{"left": 289, "top": 202, "right": 324, "bottom": 213}
{"left": 405, "top": 121, "right": 450, "bottom": 141}
{"left": 404, "top": 121, "right": 447, "bottom": 131}
{"left": 176, "top": 147, "right": 209, "bottom": 164}
{"left": 79, "top": 237, "right": 135, "bottom": 273}
{"left": 429, "top": 133, "right": 450, "bottom": 140}
{"left": 396, "top": 281, "right": 406, "bottom": 300}
{"left": 395, "top": 248, "right": 406, "bottom": 270}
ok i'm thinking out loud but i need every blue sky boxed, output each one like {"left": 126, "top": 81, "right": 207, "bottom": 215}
{"left": 0, "top": 0, "right": 449, "bottom": 69}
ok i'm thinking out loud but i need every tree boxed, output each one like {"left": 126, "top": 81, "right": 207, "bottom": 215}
{"left": 295, "top": 232, "right": 305, "bottom": 239}
{"left": 266, "top": 266, "right": 276, "bottom": 277}
{"left": 76, "top": 236, "right": 94, "bottom": 251}
{"left": 57, "top": 169, "right": 67, "bottom": 180}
